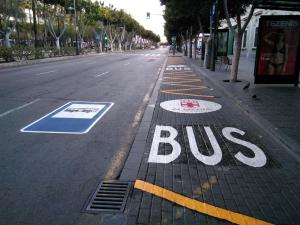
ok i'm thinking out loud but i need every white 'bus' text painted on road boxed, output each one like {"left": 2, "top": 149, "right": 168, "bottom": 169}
{"left": 148, "top": 126, "right": 181, "bottom": 163}
{"left": 187, "top": 126, "right": 222, "bottom": 165}
{"left": 222, "top": 127, "right": 267, "bottom": 167}
{"left": 148, "top": 125, "right": 267, "bottom": 167}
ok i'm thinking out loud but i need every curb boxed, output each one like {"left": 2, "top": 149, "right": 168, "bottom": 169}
{"left": 0, "top": 53, "right": 107, "bottom": 69}
{"left": 185, "top": 57, "right": 300, "bottom": 163}
{"left": 120, "top": 56, "right": 168, "bottom": 181}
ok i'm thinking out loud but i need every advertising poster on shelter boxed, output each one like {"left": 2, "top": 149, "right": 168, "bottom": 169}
{"left": 255, "top": 16, "right": 300, "bottom": 84}
{"left": 217, "top": 29, "right": 229, "bottom": 56}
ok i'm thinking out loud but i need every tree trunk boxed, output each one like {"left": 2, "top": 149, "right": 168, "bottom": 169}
{"left": 189, "top": 26, "right": 193, "bottom": 58}
{"left": 230, "top": 32, "right": 243, "bottom": 82}
{"left": 99, "top": 41, "right": 102, "bottom": 52}
{"left": 80, "top": 37, "right": 84, "bottom": 48}
{"left": 110, "top": 42, "right": 114, "bottom": 52}
{"left": 194, "top": 36, "right": 197, "bottom": 59}
{"left": 118, "top": 42, "right": 122, "bottom": 51}
{"left": 184, "top": 30, "right": 188, "bottom": 56}
{"left": 4, "top": 32, "right": 11, "bottom": 48}
{"left": 32, "top": 0, "right": 38, "bottom": 48}
{"left": 56, "top": 38, "right": 60, "bottom": 50}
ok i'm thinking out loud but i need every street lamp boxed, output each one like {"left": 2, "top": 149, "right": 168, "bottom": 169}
{"left": 69, "top": 0, "right": 79, "bottom": 55}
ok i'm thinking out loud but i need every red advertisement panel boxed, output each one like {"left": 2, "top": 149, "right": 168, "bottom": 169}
{"left": 255, "top": 16, "right": 300, "bottom": 85}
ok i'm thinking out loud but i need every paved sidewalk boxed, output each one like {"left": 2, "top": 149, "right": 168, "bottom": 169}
{"left": 186, "top": 53, "right": 300, "bottom": 154}
{"left": 119, "top": 54, "right": 300, "bottom": 225}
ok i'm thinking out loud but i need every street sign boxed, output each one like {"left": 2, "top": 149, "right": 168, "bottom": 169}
{"left": 21, "top": 101, "right": 114, "bottom": 134}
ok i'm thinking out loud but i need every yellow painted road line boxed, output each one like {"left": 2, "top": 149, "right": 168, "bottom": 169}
{"left": 164, "top": 72, "right": 193, "bottom": 75}
{"left": 164, "top": 70, "right": 193, "bottom": 73}
{"left": 163, "top": 78, "right": 201, "bottom": 82}
{"left": 161, "top": 87, "right": 208, "bottom": 92}
{"left": 161, "top": 80, "right": 202, "bottom": 85}
{"left": 134, "top": 180, "right": 274, "bottom": 225}
{"left": 170, "top": 75, "right": 196, "bottom": 78}
{"left": 160, "top": 90, "right": 215, "bottom": 98}
{"left": 164, "top": 76, "right": 196, "bottom": 79}
{"left": 162, "top": 83, "right": 208, "bottom": 88}
{"left": 162, "top": 81, "right": 203, "bottom": 86}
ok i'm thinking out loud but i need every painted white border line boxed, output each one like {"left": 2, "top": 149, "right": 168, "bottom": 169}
{"left": 35, "top": 70, "right": 55, "bottom": 75}
{"left": 0, "top": 99, "right": 40, "bottom": 118}
{"left": 20, "top": 101, "right": 114, "bottom": 134}
{"left": 95, "top": 71, "right": 109, "bottom": 77}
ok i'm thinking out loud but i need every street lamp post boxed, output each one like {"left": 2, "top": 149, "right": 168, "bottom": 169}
{"left": 73, "top": 0, "right": 79, "bottom": 55}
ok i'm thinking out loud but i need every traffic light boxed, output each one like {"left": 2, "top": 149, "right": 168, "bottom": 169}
{"left": 104, "top": 35, "right": 108, "bottom": 41}
{"left": 146, "top": 12, "right": 150, "bottom": 19}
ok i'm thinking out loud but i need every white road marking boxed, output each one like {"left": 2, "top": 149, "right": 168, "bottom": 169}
{"left": 35, "top": 70, "right": 55, "bottom": 75}
{"left": 95, "top": 71, "right": 109, "bottom": 77}
{"left": 222, "top": 127, "right": 267, "bottom": 167}
{"left": 148, "top": 125, "right": 181, "bottom": 164}
{"left": 87, "top": 62, "right": 96, "bottom": 65}
{"left": 0, "top": 99, "right": 40, "bottom": 118}
{"left": 148, "top": 125, "right": 267, "bottom": 167}
{"left": 187, "top": 126, "right": 222, "bottom": 165}
{"left": 124, "top": 63, "right": 130, "bottom": 66}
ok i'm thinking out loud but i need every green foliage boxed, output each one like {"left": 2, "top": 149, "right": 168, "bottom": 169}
{"left": 1, "top": 0, "right": 160, "bottom": 58}
{"left": 61, "top": 47, "right": 76, "bottom": 56}
{"left": 0, "top": 46, "right": 14, "bottom": 62}
{"left": 161, "top": 0, "right": 211, "bottom": 43}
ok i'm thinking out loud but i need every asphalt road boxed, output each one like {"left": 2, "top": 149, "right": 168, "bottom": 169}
{"left": 0, "top": 48, "right": 167, "bottom": 225}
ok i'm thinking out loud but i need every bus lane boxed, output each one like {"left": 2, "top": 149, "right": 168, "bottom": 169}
{"left": 126, "top": 56, "right": 300, "bottom": 225}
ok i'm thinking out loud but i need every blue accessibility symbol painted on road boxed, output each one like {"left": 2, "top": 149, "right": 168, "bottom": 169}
{"left": 21, "top": 101, "right": 114, "bottom": 134}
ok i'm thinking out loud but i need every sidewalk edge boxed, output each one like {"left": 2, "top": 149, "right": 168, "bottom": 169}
{"left": 120, "top": 56, "right": 168, "bottom": 181}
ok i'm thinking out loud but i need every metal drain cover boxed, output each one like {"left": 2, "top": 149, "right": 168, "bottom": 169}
{"left": 86, "top": 180, "right": 131, "bottom": 213}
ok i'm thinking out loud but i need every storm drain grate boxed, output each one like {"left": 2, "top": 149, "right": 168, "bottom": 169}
{"left": 86, "top": 180, "right": 131, "bottom": 213}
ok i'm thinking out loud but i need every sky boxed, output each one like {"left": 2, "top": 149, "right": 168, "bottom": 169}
{"left": 93, "top": 0, "right": 166, "bottom": 42}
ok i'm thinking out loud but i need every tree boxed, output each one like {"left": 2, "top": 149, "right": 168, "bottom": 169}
{"left": 161, "top": 0, "right": 210, "bottom": 57}
{"left": 0, "top": 0, "right": 21, "bottom": 47}
{"left": 44, "top": 2, "right": 67, "bottom": 49}
{"left": 223, "top": 0, "right": 256, "bottom": 82}
{"left": 1, "top": 0, "right": 160, "bottom": 54}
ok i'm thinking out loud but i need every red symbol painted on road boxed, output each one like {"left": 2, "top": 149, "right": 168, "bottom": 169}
{"left": 180, "top": 100, "right": 200, "bottom": 108}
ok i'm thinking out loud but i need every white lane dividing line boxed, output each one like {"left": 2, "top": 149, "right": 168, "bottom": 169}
{"left": 0, "top": 99, "right": 40, "bottom": 118}
{"left": 35, "top": 70, "right": 55, "bottom": 76}
{"left": 95, "top": 71, "right": 110, "bottom": 77}
{"left": 87, "top": 62, "right": 96, "bottom": 65}
{"left": 124, "top": 63, "right": 130, "bottom": 66}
